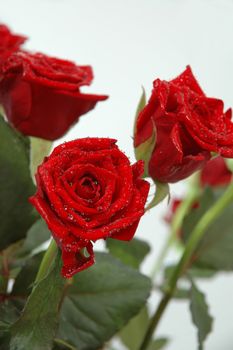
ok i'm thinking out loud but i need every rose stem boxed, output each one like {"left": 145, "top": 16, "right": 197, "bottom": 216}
{"left": 139, "top": 181, "right": 233, "bottom": 350}
{"left": 150, "top": 173, "right": 200, "bottom": 280}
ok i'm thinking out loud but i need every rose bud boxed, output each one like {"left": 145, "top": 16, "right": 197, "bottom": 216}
{"left": 0, "top": 24, "right": 26, "bottom": 67}
{"left": 0, "top": 51, "right": 108, "bottom": 140}
{"left": 134, "top": 66, "right": 233, "bottom": 183}
{"left": 200, "top": 156, "right": 232, "bottom": 187}
{"left": 29, "top": 138, "right": 150, "bottom": 278}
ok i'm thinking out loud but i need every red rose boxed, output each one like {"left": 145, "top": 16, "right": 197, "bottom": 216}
{"left": 0, "top": 24, "right": 26, "bottom": 66}
{"left": 200, "top": 156, "right": 232, "bottom": 187}
{"left": 134, "top": 66, "right": 233, "bottom": 183}
{"left": 29, "top": 138, "right": 149, "bottom": 278}
{"left": 0, "top": 51, "right": 108, "bottom": 140}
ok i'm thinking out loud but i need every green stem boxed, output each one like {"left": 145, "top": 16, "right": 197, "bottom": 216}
{"left": 150, "top": 174, "right": 200, "bottom": 280}
{"left": 140, "top": 182, "right": 233, "bottom": 350}
{"left": 34, "top": 239, "right": 58, "bottom": 284}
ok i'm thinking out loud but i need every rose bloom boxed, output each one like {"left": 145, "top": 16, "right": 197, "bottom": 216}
{"left": 0, "top": 24, "right": 26, "bottom": 66}
{"left": 0, "top": 51, "right": 107, "bottom": 140}
{"left": 30, "top": 138, "right": 149, "bottom": 278}
{"left": 134, "top": 66, "right": 233, "bottom": 183}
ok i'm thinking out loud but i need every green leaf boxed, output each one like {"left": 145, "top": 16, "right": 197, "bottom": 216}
{"left": 133, "top": 88, "right": 155, "bottom": 177}
{"left": 120, "top": 305, "right": 169, "bottom": 350}
{"left": 183, "top": 188, "right": 233, "bottom": 271}
{"left": 134, "top": 125, "right": 156, "bottom": 177}
{"left": 186, "top": 267, "right": 216, "bottom": 279}
{"left": 0, "top": 106, "right": 5, "bottom": 116}
{"left": 57, "top": 252, "right": 151, "bottom": 350}
{"left": 12, "top": 252, "right": 43, "bottom": 297}
{"left": 16, "top": 219, "right": 51, "bottom": 259}
{"left": 120, "top": 306, "right": 150, "bottom": 350}
{"left": 146, "top": 181, "right": 170, "bottom": 210}
{"left": 225, "top": 157, "right": 233, "bottom": 173}
{"left": 148, "top": 338, "right": 169, "bottom": 350}
{"left": 133, "top": 87, "right": 146, "bottom": 136}
{"left": 0, "top": 301, "right": 20, "bottom": 328}
{"left": 0, "top": 220, "right": 50, "bottom": 290}
{"left": 106, "top": 237, "right": 150, "bottom": 269}
{"left": 189, "top": 282, "right": 213, "bottom": 350}
{"left": 0, "top": 118, "right": 37, "bottom": 251}
{"left": 30, "top": 136, "right": 52, "bottom": 183}
{"left": 10, "top": 249, "right": 65, "bottom": 350}
{"left": 0, "top": 301, "right": 20, "bottom": 350}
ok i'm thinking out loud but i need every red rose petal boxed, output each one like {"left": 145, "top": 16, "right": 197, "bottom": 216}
{"left": 134, "top": 66, "right": 231, "bottom": 182}
{"left": 61, "top": 237, "right": 94, "bottom": 278}
{"left": 0, "top": 52, "right": 108, "bottom": 140}
{"left": 200, "top": 157, "right": 232, "bottom": 187}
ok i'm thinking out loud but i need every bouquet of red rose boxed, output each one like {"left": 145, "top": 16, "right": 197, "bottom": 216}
{"left": 1, "top": 24, "right": 233, "bottom": 350}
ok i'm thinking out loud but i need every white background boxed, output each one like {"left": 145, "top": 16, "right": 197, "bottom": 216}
{"left": 1, "top": 0, "right": 233, "bottom": 349}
